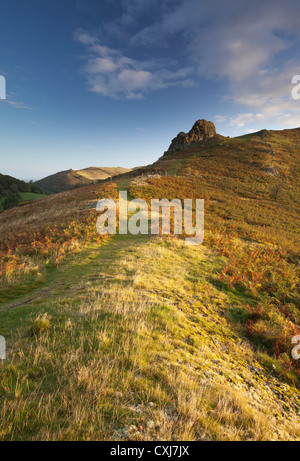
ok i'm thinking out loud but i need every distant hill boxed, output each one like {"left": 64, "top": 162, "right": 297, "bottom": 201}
{"left": 34, "top": 167, "right": 131, "bottom": 193}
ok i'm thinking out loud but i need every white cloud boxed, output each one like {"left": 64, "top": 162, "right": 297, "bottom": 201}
{"left": 74, "top": 1, "right": 300, "bottom": 127}
{"left": 228, "top": 113, "right": 267, "bottom": 128}
{"left": 229, "top": 62, "right": 300, "bottom": 127}
{"left": 75, "top": 30, "right": 193, "bottom": 99}
{"left": 76, "top": 32, "right": 97, "bottom": 46}
{"left": 229, "top": 113, "right": 254, "bottom": 128}
{"left": 215, "top": 115, "right": 228, "bottom": 123}
{"left": 128, "top": 0, "right": 300, "bottom": 126}
{"left": 118, "top": 69, "right": 152, "bottom": 91}
{"left": 127, "top": 0, "right": 292, "bottom": 82}
{"left": 86, "top": 57, "right": 118, "bottom": 73}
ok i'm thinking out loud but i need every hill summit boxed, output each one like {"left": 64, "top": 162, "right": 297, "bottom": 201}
{"left": 163, "top": 119, "right": 217, "bottom": 156}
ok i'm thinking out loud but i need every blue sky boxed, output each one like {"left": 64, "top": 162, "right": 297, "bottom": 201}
{"left": 1, "top": 0, "right": 300, "bottom": 180}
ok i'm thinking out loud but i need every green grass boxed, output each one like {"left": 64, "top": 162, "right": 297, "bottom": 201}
{"left": 20, "top": 192, "right": 48, "bottom": 201}
{"left": 0, "top": 192, "right": 48, "bottom": 211}
{"left": 0, "top": 126, "right": 299, "bottom": 440}
{"left": 1, "top": 231, "right": 300, "bottom": 440}
{"left": 167, "top": 159, "right": 184, "bottom": 176}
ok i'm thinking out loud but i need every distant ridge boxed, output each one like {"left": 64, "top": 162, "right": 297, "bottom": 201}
{"left": 34, "top": 166, "right": 131, "bottom": 193}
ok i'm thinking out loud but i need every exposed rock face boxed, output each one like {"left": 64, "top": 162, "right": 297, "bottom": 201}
{"left": 257, "top": 129, "right": 269, "bottom": 138}
{"left": 164, "top": 119, "right": 216, "bottom": 156}
{"left": 264, "top": 167, "right": 280, "bottom": 177}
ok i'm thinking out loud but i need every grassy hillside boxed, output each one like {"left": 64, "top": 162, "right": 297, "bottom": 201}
{"left": 0, "top": 125, "right": 299, "bottom": 440}
{"left": 0, "top": 173, "right": 48, "bottom": 211}
{"left": 19, "top": 192, "right": 49, "bottom": 202}
{"left": 1, "top": 231, "right": 300, "bottom": 440}
{"left": 0, "top": 182, "right": 117, "bottom": 296}
{"left": 128, "top": 128, "right": 300, "bottom": 383}
{"left": 0, "top": 192, "right": 48, "bottom": 211}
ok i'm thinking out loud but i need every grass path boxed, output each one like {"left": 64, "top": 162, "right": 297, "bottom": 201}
{"left": 0, "top": 225, "right": 300, "bottom": 440}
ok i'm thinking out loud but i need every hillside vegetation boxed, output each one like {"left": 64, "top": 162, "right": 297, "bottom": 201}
{"left": 129, "top": 127, "right": 300, "bottom": 383}
{"left": 0, "top": 173, "right": 48, "bottom": 211}
{"left": 0, "top": 124, "right": 299, "bottom": 440}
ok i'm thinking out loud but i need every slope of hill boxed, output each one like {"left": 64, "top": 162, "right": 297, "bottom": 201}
{"left": 0, "top": 173, "right": 49, "bottom": 211}
{"left": 34, "top": 167, "right": 131, "bottom": 193}
{"left": 0, "top": 120, "right": 299, "bottom": 440}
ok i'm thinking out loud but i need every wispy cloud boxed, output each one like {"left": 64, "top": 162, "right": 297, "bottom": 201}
{"left": 75, "top": 30, "right": 194, "bottom": 99}
{"left": 75, "top": 0, "right": 300, "bottom": 127}
{"left": 1, "top": 98, "right": 34, "bottom": 110}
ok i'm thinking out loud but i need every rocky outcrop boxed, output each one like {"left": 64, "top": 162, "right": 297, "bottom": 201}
{"left": 257, "top": 129, "right": 269, "bottom": 138}
{"left": 163, "top": 119, "right": 216, "bottom": 156}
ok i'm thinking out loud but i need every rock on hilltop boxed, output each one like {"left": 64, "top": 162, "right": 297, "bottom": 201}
{"left": 163, "top": 119, "right": 216, "bottom": 156}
